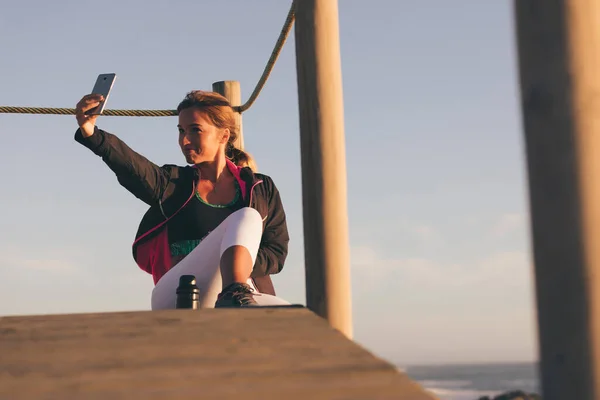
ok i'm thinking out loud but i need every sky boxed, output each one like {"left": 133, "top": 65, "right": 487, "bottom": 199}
{"left": 0, "top": 1, "right": 538, "bottom": 366}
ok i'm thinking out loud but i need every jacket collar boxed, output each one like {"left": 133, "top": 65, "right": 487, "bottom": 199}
{"left": 192, "top": 159, "right": 259, "bottom": 203}
{"left": 226, "top": 159, "right": 248, "bottom": 201}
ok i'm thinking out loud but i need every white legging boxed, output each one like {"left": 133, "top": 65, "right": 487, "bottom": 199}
{"left": 151, "top": 207, "right": 288, "bottom": 309}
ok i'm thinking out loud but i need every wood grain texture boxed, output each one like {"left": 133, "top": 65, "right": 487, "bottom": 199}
{"left": 0, "top": 308, "right": 436, "bottom": 399}
{"left": 212, "top": 80, "right": 244, "bottom": 150}
{"left": 294, "top": 0, "right": 353, "bottom": 339}
{"left": 514, "top": 1, "right": 600, "bottom": 399}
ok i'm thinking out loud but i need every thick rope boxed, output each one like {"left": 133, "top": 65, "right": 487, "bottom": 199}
{"left": 234, "top": 1, "right": 295, "bottom": 113}
{"left": 0, "top": 106, "right": 176, "bottom": 117}
{"left": 0, "top": 1, "right": 295, "bottom": 118}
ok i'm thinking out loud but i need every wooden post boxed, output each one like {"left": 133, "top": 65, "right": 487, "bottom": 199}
{"left": 514, "top": 1, "right": 600, "bottom": 399}
{"left": 294, "top": 0, "right": 352, "bottom": 338}
{"left": 213, "top": 81, "right": 244, "bottom": 149}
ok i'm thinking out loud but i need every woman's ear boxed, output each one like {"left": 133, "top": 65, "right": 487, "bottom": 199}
{"left": 220, "top": 128, "right": 231, "bottom": 145}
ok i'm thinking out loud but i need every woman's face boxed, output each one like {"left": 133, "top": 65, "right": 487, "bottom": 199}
{"left": 178, "top": 107, "right": 229, "bottom": 165}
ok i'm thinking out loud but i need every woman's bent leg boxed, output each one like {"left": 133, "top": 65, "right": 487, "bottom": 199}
{"left": 151, "top": 207, "right": 263, "bottom": 310}
{"left": 220, "top": 246, "right": 254, "bottom": 287}
{"left": 219, "top": 207, "right": 263, "bottom": 286}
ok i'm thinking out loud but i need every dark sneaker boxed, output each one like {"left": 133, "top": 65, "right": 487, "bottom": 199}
{"left": 215, "top": 282, "right": 258, "bottom": 307}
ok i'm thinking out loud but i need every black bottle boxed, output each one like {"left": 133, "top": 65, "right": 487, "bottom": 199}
{"left": 176, "top": 275, "right": 200, "bottom": 309}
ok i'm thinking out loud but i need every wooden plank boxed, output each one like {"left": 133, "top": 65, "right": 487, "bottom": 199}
{"left": 0, "top": 308, "right": 436, "bottom": 399}
{"left": 294, "top": 0, "right": 353, "bottom": 338}
{"left": 514, "top": 1, "right": 600, "bottom": 399}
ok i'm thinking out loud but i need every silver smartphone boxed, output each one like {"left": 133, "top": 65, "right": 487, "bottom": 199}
{"left": 87, "top": 73, "right": 117, "bottom": 115}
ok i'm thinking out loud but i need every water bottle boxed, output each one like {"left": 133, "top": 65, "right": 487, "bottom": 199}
{"left": 176, "top": 275, "right": 200, "bottom": 309}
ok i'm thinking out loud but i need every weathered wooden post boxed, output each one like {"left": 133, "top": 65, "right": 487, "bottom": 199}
{"left": 294, "top": 0, "right": 353, "bottom": 338}
{"left": 213, "top": 81, "right": 244, "bottom": 149}
{"left": 514, "top": 1, "right": 600, "bottom": 399}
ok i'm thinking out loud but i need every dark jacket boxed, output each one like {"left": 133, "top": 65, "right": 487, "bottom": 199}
{"left": 74, "top": 126, "right": 289, "bottom": 295}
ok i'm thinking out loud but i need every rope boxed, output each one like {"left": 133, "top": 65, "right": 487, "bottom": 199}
{"left": 0, "top": 1, "right": 296, "bottom": 118}
{"left": 0, "top": 106, "right": 176, "bottom": 117}
{"left": 234, "top": 1, "right": 295, "bottom": 113}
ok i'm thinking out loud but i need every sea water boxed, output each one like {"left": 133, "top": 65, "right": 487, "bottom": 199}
{"left": 402, "top": 362, "right": 539, "bottom": 400}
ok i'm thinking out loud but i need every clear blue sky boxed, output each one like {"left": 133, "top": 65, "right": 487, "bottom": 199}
{"left": 0, "top": 1, "right": 537, "bottom": 365}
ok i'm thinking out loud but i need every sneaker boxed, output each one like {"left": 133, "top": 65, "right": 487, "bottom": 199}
{"left": 215, "top": 282, "right": 258, "bottom": 307}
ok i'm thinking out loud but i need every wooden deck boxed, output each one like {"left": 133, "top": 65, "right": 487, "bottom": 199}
{"left": 0, "top": 307, "right": 437, "bottom": 399}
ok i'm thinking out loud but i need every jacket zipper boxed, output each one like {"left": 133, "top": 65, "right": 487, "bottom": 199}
{"left": 248, "top": 180, "right": 263, "bottom": 208}
{"left": 133, "top": 180, "right": 196, "bottom": 246}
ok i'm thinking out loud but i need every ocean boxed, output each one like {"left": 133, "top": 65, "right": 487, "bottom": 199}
{"left": 402, "top": 362, "right": 539, "bottom": 400}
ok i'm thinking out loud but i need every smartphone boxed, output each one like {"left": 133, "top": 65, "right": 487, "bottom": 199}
{"left": 86, "top": 73, "right": 117, "bottom": 115}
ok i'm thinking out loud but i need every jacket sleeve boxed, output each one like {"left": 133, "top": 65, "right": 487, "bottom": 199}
{"left": 74, "top": 126, "right": 169, "bottom": 205}
{"left": 251, "top": 177, "right": 289, "bottom": 277}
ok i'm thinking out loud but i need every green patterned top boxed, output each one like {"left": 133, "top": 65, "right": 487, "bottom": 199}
{"left": 169, "top": 180, "right": 244, "bottom": 257}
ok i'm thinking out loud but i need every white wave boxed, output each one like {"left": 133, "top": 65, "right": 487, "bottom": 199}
{"left": 418, "top": 380, "right": 472, "bottom": 388}
{"left": 416, "top": 380, "right": 501, "bottom": 400}
{"left": 425, "top": 387, "right": 501, "bottom": 400}
{"left": 500, "top": 378, "right": 537, "bottom": 388}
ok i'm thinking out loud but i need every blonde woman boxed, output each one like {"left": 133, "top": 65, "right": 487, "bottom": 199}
{"left": 74, "top": 90, "right": 290, "bottom": 309}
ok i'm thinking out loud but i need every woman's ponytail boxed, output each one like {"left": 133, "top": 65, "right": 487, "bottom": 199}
{"left": 226, "top": 143, "right": 258, "bottom": 172}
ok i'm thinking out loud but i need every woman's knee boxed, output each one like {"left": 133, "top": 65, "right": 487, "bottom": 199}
{"left": 221, "top": 207, "right": 263, "bottom": 259}
{"left": 229, "top": 207, "right": 263, "bottom": 230}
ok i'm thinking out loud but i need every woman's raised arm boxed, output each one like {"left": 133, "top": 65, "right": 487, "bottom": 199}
{"left": 74, "top": 94, "right": 170, "bottom": 205}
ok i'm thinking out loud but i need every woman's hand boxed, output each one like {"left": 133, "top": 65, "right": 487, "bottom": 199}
{"left": 75, "top": 94, "right": 104, "bottom": 138}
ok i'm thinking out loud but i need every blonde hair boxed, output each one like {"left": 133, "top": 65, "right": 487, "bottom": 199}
{"left": 177, "top": 90, "right": 257, "bottom": 171}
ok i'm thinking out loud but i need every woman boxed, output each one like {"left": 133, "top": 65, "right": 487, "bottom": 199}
{"left": 74, "top": 90, "right": 290, "bottom": 309}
